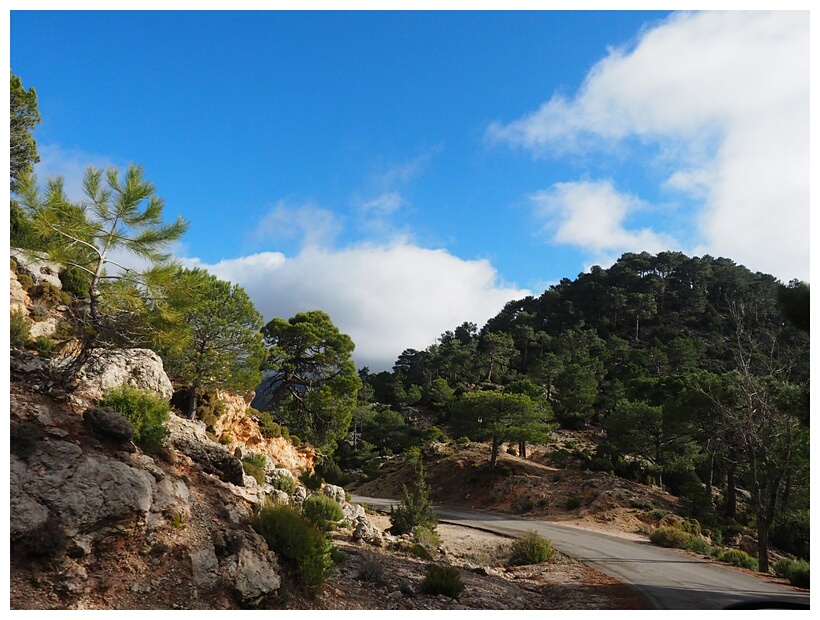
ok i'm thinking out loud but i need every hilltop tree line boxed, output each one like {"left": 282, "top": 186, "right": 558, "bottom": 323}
{"left": 10, "top": 71, "right": 809, "bottom": 572}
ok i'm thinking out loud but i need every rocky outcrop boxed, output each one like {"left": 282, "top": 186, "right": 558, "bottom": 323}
{"left": 10, "top": 439, "right": 155, "bottom": 540}
{"left": 323, "top": 483, "right": 346, "bottom": 505}
{"left": 11, "top": 248, "right": 63, "bottom": 290}
{"left": 210, "top": 390, "right": 315, "bottom": 474}
{"left": 10, "top": 268, "right": 31, "bottom": 314}
{"left": 166, "top": 415, "right": 245, "bottom": 485}
{"left": 83, "top": 406, "right": 135, "bottom": 443}
{"left": 55, "top": 347, "right": 174, "bottom": 402}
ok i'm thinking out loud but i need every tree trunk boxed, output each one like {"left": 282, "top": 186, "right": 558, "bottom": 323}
{"left": 725, "top": 459, "right": 737, "bottom": 519}
{"left": 490, "top": 435, "right": 499, "bottom": 470}
{"left": 188, "top": 385, "right": 199, "bottom": 420}
{"left": 519, "top": 441, "right": 527, "bottom": 459}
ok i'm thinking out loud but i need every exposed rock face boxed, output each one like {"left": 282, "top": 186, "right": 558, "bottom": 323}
{"left": 10, "top": 268, "right": 31, "bottom": 314}
{"left": 57, "top": 347, "right": 174, "bottom": 402}
{"left": 352, "top": 515, "right": 384, "bottom": 546}
{"left": 11, "top": 248, "right": 63, "bottom": 290}
{"left": 167, "top": 414, "right": 245, "bottom": 485}
{"left": 10, "top": 440, "right": 155, "bottom": 540}
{"left": 83, "top": 406, "right": 135, "bottom": 443}
{"left": 210, "top": 390, "right": 315, "bottom": 474}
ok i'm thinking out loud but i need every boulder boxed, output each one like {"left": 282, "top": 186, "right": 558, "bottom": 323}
{"left": 322, "top": 483, "right": 346, "bottom": 505}
{"left": 170, "top": 434, "right": 245, "bottom": 486}
{"left": 9, "top": 268, "right": 30, "bottom": 314}
{"left": 226, "top": 531, "right": 281, "bottom": 606}
{"left": 57, "top": 347, "right": 174, "bottom": 402}
{"left": 83, "top": 406, "right": 135, "bottom": 443}
{"left": 352, "top": 515, "right": 384, "bottom": 546}
{"left": 11, "top": 248, "right": 63, "bottom": 290}
{"left": 10, "top": 440, "right": 155, "bottom": 540}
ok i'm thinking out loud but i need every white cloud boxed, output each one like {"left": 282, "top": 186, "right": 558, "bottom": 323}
{"left": 358, "top": 191, "right": 405, "bottom": 216}
{"left": 33, "top": 143, "right": 119, "bottom": 203}
{"left": 184, "top": 242, "right": 530, "bottom": 372}
{"left": 531, "top": 180, "right": 679, "bottom": 260}
{"left": 489, "top": 11, "right": 809, "bottom": 282}
{"left": 255, "top": 200, "right": 342, "bottom": 249}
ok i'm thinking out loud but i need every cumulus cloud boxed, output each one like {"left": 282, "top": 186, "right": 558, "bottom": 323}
{"left": 531, "top": 180, "right": 679, "bottom": 260}
{"left": 489, "top": 11, "right": 809, "bottom": 282}
{"left": 255, "top": 200, "right": 342, "bottom": 249}
{"left": 183, "top": 242, "right": 529, "bottom": 371}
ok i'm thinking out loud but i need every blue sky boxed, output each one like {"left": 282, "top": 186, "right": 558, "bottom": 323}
{"left": 8, "top": 9, "right": 811, "bottom": 370}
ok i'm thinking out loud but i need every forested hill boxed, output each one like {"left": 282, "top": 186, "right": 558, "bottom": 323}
{"left": 364, "top": 251, "right": 809, "bottom": 430}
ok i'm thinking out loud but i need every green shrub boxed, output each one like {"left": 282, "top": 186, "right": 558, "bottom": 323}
{"left": 10, "top": 309, "right": 30, "bottom": 348}
{"left": 650, "top": 509, "right": 669, "bottom": 520}
{"left": 98, "top": 385, "right": 170, "bottom": 454}
{"left": 649, "top": 526, "right": 691, "bottom": 549}
{"left": 455, "top": 436, "right": 471, "bottom": 445}
{"left": 196, "top": 393, "right": 226, "bottom": 428}
{"left": 773, "top": 558, "right": 810, "bottom": 588}
{"left": 59, "top": 266, "right": 90, "bottom": 299}
{"left": 717, "top": 549, "right": 758, "bottom": 570}
{"left": 33, "top": 336, "right": 56, "bottom": 357}
{"left": 565, "top": 495, "right": 582, "bottom": 510}
{"left": 17, "top": 272, "right": 34, "bottom": 291}
{"left": 390, "top": 462, "right": 437, "bottom": 535}
{"left": 251, "top": 502, "right": 334, "bottom": 597}
{"left": 290, "top": 435, "right": 301, "bottom": 447}
{"left": 299, "top": 468, "right": 324, "bottom": 491}
{"left": 510, "top": 531, "right": 556, "bottom": 565}
{"left": 29, "top": 282, "right": 63, "bottom": 307}
{"left": 315, "top": 457, "right": 353, "bottom": 487}
{"left": 405, "top": 445, "right": 422, "bottom": 463}
{"left": 270, "top": 471, "right": 296, "bottom": 495}
{"left": 414, "top": 525, "right": 442, "bottom": 548}
{"left": 219, "top": 433, "right": 233, "bottom": 445}
{"left": 685, "top": 536, "right": 713, "bottom": 555}
{"left": 424, "top": 425, "right": 447, "bottom": 442}
{"left": 302, "top": 494, "right": 345, "bottom": 530}
{"left": 256, "top": 409, "right": 282, "bottom": 438}
{"left": 421, "top": 565, "right": 465, "bottom": 599}
{"left": 242, "top": 453, "right": 267, "bottom": 485}
{"left": 357, "top": 557, "right": 385, "bottom": 584}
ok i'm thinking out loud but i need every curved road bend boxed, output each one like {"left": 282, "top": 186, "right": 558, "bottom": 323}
{"left": 351, "top": 495, "right": 810, "bottom": 610}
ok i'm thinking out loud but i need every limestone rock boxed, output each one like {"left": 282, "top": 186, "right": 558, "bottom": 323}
{"left": 226, "top": 531, "right": 281, "bottom": 606}
{"left": 352, "top": 515, "right": 384, "bottom": 546}
{"left": 9, "top": 268, "right": 30, "bottom": 314}
{"left": 168, "top": 423, "right": 245, "bottom": 486}
{"left": 83, "top": 406, "right": 135, "bottom": 443}
{"left": 10, "top": 440, "right": 155, "bottom": 540}
{"left": 56, "top": 347, "right": 174, "bottom": 402}
{"left": 11, "top": 248, "right": 63, "bottom": 290}
{"left": 323, "top": 483, "right": 346, "bottom": 505}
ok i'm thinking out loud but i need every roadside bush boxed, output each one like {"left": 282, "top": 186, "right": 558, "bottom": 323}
{"left": 414, "top": 525, "right": 442, "bottom": 548}
{"left": 10, "top": 309, "right": 30, "bottom": 348}
{"left": 716, "top": 549, "right": 757, "bottom": 570}
{"left": 98, "top": 385, "right": 170, "bottom": 454}
{"left": 421, "top": 565, "right": 464, "bottom": 600}
{"left": 242, "top": 453, "right": 267, "bottom": 485}
{"left": 684, "top": 536, "right": 713, "bottom": 555}
{"left": 251, "top": 502, "right": 333, "bottom": 597}
{"left": 390, "top": 462, "right": 437, "bottom": 535}
{"left": 773, "top": 558, "right": 810, "bottom": 588}
{"left": 649, "top": 526, "right": 690, "bottom": 549}
{"left": 302, "top": 494, "right": 344, "bottom": 531}
{"left": 510, "top": 531, "right": 556, "bottom": 565}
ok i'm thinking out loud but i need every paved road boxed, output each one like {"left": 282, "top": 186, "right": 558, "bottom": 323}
{"left": 351, "top": 495, "right": 810, "bottom": 610}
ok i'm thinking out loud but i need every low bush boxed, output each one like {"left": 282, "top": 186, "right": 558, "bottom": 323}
{"left": 242, "top": 453, "right": 267, "bottom": 485}
{"left": 413, "top": 525, "right": 442, "bottom": 548}
{"left": 270, "top": 470, "right": 296, "bottom": 496}
{"left": 773, "top": 558, "right": 810, "bottom": 588}
{"left": 649, "top": 526, "right": 691, "bottom": 549}
{"left": 255, "top": 409, "right": 282, "bottom": 438}
{"left": 421, "top": 565, "right": 465, "bottom": 600}
{"left": 251, "top": 502, "right": 333, "bottom": 597}
{"left": 98, "top": 385, "right": 170, "bottom": 454}
{"left": 390, "top": 463, "right": 437, "bottom": 535}
{"left": 299, "top": 468, "right": 324, "bottom": 491}
{"left": 565, "top": 495, "right": 582, "bottom": 510}
{"left": 510, "top": 531, "right": 556, "bottom": 564}
{"left": 357, "top": 557, "right": 385, "bottom": 584}
{"left": 33, "top": 336, "right": 56, "bottom": 357}
{"left": 684, "top": 536, "right": 713, "bottom": 555}
{"left": 716, "top": 549, "right": 757, "bottom": 570}
{"left": 10, "top": 309, "right": 30, "bottom": 348}
{"left": 302, "top": 494, "right": 345, "bottom": 530}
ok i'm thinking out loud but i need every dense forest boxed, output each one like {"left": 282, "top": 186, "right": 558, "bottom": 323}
{"left": 10, "top": 70, "right": 809, "bottom": 575}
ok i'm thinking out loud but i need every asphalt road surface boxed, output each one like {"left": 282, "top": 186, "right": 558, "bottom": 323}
{"left": 351, "top": 495, "right": 810, "bottom": 610}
